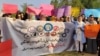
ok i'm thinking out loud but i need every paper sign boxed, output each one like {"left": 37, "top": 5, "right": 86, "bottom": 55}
{"left": 40, "top": 4, "right": 54, "bottom": 16}
{"left": 57, "top": 8, "right": 65, "bottom": 18}
{"left": 3, "top": 3, "right": 18, "bottom": 13}
{"left": 71, "top": 7, "right": 80, "bottom": 17}
{"left": 27, "top": 6, "right": 41, "bottom": 15}
{"left": 40, "top": 4, "right": 54, "bottom": 10}
{"left": 64, "top": 6, "right": 71, "bottom": 16}
{"left": 84, "top": 9, "right": 100, "bottom": 17}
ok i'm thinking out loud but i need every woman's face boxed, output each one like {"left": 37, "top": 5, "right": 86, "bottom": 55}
{"left": 78, "top": 16, "right": 83, "bottom": 22}
{"left": 89, "top": 16, "right": 94, "bottom": 21}
{"left": 60, "top": 18, "right": 64, "bottom": 22}
{"left": 66, "top": 17, "right": 70, "bottom": 22}
{"left": 21, "top": 14, "right": 24, "bottom": 19}
{"left": 18, "top": 14, "right": 21, "bottom": 19}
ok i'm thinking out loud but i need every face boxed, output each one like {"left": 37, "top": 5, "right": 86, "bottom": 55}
{"left": 21, "top": 14, "right": 24, "bottom": 19}
{"left": 60, "top": 18, "right": 64, "bottom": 22}
{"left": 78, "top": 16, "right": 83, "bottom": 22}
{"left": 18, "top": 14, "right": 21, "bottom": 19}
{"left": 89, "top": 16, "right": 94, "bottom": 21}
{"left": 40, "top": 15, "right": 46, "bottom": 21}
{"left": 82, "top": 15, "right": 85, "bottom": 18}
{"left": 66, "top": 17, "right": 70, "bottom": 22}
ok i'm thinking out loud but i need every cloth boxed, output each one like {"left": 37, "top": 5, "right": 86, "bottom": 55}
{"left": 75, "top": 41, "right": 83, "bottom": 52}
{"left": 13, "top": 19, "right": 27, "bottom": 34}
{"left": 73, "top": 21, "right": 86, "bottom": 43}
{"left": 86, "top": 39, "right": 97, "bottom": 54}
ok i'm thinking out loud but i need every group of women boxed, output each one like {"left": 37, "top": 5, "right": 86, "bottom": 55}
{"left": 0, "top": 11, "right": 100, "bottom": 56}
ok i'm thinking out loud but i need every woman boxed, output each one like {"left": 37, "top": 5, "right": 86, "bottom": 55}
{"left": 86, "top": 15, "right": 97, "bottom": 54}
{"left": 65, "top": 16, "right": 71, "bottom": 23}
{"left": 25, "top": 13, "right": 36, "bottom": 23}
{"left": 74, "top": 16, "right": 86, "bottom": 53}
{"left": 59, "top": 17, "right": 64, "bottom": 22}
{"left": 13, "top": 12, "right": 27, "bottom": 34}
{"left": 98, "top": 18, "right": 100, "bottom": 24}
{"left": 39, "top": 14, "right": 47, "bottom": 21}
{"left": 96, "top": 30, "right": 100, "bottom": 56}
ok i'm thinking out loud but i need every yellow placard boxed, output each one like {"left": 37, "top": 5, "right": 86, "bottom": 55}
{"left": 71, "top": 7, "right": 80, "bottom": 17}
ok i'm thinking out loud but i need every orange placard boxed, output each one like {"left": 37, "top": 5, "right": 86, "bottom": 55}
{"left": 84, "top": 24, "right": 100, "bottom": 38}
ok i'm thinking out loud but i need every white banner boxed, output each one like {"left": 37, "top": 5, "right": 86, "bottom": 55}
{"left": 2, "top": 18, "right": 75, "bottom": 56}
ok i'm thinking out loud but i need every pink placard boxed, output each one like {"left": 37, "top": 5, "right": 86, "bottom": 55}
{"left": 40, "top": 4, "right": 54, "bottom": 16}
{"left": 40, "top": 9, "right": 53, "bottom": 16}
{"left": 57, "top": 8, "right": 65, "bottom": 18}
{"left": 3, "top": 3, "right": 18, "bottom": 13}
{"left": 64, "top": 6, "right": 71, "bottom": 16}
{"left": 27, "top": 6, "right": 41, "bottom": 15}
{"left": 40, "top": 4, "right": 54, "bottom": 10}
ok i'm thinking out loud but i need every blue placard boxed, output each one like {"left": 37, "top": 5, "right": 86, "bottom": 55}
{"left": 84, "top": 9, "right": 100, "bottom": 18}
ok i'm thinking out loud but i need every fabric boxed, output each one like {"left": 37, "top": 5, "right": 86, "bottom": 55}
{"left": 1, "top": 17, "right": 75, "bottom": 56}
{"left": 96, "top": 30, "right": 100, "bottom": 47}
{"left": 99, "top": 48, "right": 100, "bottom": 56}
{"left": 75, "top": 41, "right": 83, "bottom": 52}
{"left": 86, "top": 39, "right": 97, "bottom": 54}
{"left": 0, "top": 39, "right": 12, "bottom": 56}
{"left": 73, "top": 21, "right": 86, "bottom": 43}
{"left": 84, "top": 24, "right": 100, "bottom": 38}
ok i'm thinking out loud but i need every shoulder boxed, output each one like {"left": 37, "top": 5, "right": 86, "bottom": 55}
{"left": 93, "top": 21, "right": 97, "bottom": 24}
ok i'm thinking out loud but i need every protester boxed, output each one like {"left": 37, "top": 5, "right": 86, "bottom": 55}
{"left": 51, "top": 16, "right": 57, "bottom": 22}
{"left": 86, "top": 15, "right": 97, "bottom": 54}
{"left": 0, "top": 13, "right": 3, "bottom": 43}
{"left": 13, "top": 12, "right": 26, "bottom": 34}
{"left": 96, "top": 30, "right": 100, "bottom": 56}
{"left": 59, "top": 17, "right": 64, "bottom": 22}
{"left": 65, "top": 16, "right": 71, "bottom": 23}
{"left": 39, "top": 14, "right": 47, "bottom": 21}
{"left": 25, "top": 13, "right": 36, "bottom": 23}
{"left": 81, "top": 14, "right": 87, "bottom": 52}
{"left": 81, "top": 14, "right": 87, "bottom": 23}
{"left": 73, "top": 16, "right": 86, "bottom": 53}
{"left": 98, "top": 18, "right": 100, "bottom": 24}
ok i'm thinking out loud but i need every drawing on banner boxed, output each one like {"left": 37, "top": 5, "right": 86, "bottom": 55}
{"left": 36, "top": 25, "right": 44, "bottom": 32}
{"left": 38, "top": 32, "right": 45, "bottom": 37}
{"left": 58, "top": 27, "right": 64, "bottom": 34}
{"left": 44, "top": 23, "right": 53, "bottom": 32}
{"left": 53, "top": 26, "right": 59, "bottom": 31}
{"left": 51, "top": 31, "right": 57, "bottom": 36}
{"left": 27, "top": 26, "right": 35, "bottom": 33}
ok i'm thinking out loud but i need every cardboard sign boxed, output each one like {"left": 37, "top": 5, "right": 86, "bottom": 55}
{"left": 3, "top": 3, "right": 18, "bottom": 13}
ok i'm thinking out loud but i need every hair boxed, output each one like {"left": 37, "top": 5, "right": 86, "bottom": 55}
{"left": 89, "top": 14, "right": 94, "bottom": 17}
{"left": 2, "top": 13, "right": 12, "bottom": 17}
{"left": 2, "top": 14, "right": 8, "bottom": 17}
{"left": 15, "top": 12, "right": 21, "bottom": 19}
{"left": 15, "top": 11, "right": 24, "bottom": 20}
{"left": 22, "top": 13, "right": 29, "bottom": 21}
